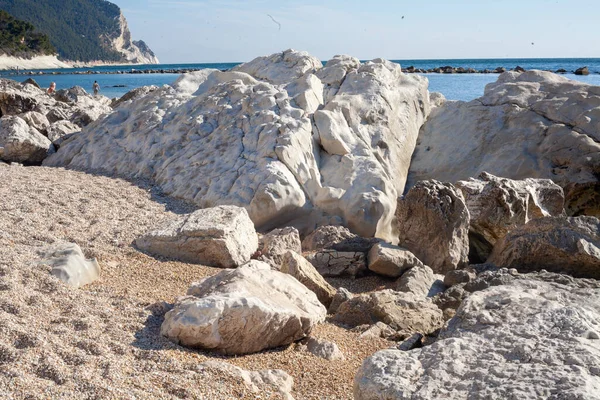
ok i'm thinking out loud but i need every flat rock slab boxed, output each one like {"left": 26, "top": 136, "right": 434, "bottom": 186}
{"left": 38, "top": 243, "right": 100, "bottom": 289}
{"left": 161, "top": 261, "right": 326, "bottom": 355}
{"left": 136, "top": 205, "right": 258, "bottom": 268}
{"left": 354, "top": 277, "right": 600, "bottom": 399}
{"left": 305, "top": 250, "right": 367, "bottom": 277}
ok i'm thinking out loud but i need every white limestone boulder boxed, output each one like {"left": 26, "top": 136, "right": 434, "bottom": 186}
{"left": 408, "top": 70, "right": 600, "bottom": 217}
{"left": 316, "top": 55, "right": 361, "bottom": 103}
{"left": 136, "top": 205, "right": 258, "bottom": 268}
{"left": 313, "top": 58, "right": 431, "bottom": 239}
{"left": 0, "top": 116, "right": 52, "bottom": 164}
{"left": 161, "top": 261, "right": 326, "bottom": 355}
{"left": 396, "top": 180, "right": 470, "bottom": 273}
{"left": 456, "top": 172, "right": 565, "bottom": 261}
{"left": 354, "top": 277, "right": 600, "bottom": 400}
{"left": 367, "top": 242, "right": 424, "bottom": 278}
{"left": 38, "top": 243, "right": 100, "bottom": 289}
{"left": 44, "top": 50, "right": 431, "bottom": 243}
{"left": 488, "top": 216, "right": 600, "bottom": 278}
{"left": 280, "top": 250, "right": 336, "bottom": 307}
{"left": 0, "top": 78, "right": 51, "bottom": 115}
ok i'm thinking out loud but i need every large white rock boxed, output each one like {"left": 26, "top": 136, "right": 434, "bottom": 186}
{"left": 136, "top": 205, "right": 258, "bottom": 268}
{"left": 0, "top": 116, "right": 52, "bottom": 164}
{"left": 354, "top": 277, "right": 600, "bottom": 400}
{"left": 456, "top": 172, "right": 565, "bottom": 261}
{"left": 396, "top": 180, "right": 470, "bottom": 273}
{"left": 408, "top": 70, "right": 600, "bottom": 217}
{"left": 38, "top": 243, "right": 100, "bottom": 289}
{"left": 44, "top": 50, "right": 431, "bottom": 242}
{"left": 161, "top": 261, "right": 326, "bottom": 354}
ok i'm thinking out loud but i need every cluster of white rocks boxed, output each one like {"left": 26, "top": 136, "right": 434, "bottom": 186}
{"left": 8, "top": 49, "right": 600, "bottom": 398}
{"left": 0, "top": 79, "right": 111, "bottom": 164}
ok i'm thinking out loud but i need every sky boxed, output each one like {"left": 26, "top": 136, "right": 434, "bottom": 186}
{"left": 113, "top": 0, "right": 600, "bottom": 64}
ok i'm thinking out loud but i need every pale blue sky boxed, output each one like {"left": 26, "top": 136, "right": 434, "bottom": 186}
{"left": 113, "top": 0, "right": 600, "bottom": 63}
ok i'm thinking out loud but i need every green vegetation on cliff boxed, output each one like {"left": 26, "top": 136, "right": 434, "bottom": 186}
{"left": 0, "top": 0, "right": 124, "bottom": 62}
{"left": 0, "top": 10, "right": 55, "bottom": 57}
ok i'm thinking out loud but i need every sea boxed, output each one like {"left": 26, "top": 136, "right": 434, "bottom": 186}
{"left": 2, "top": 58, "right": 600, "bottom": 101}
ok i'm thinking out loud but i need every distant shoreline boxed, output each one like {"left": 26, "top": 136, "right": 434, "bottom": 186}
{"left": 1, "top": 64, "right": 596, "bottom": 77}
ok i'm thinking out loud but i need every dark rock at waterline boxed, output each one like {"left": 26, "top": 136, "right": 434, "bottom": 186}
{"left": 21, "top": 78, "right": 41, "bottom": 89}
{"left": 494, "top": 67, "right": 506, "bottom": 73}
{"left": 556, "top": 69, "right": 567, "bottom": 74}
{"left": 514, "top": 66, "right": 526, "bottom": 72}
{"left": 575, "top": 67, "right": 590, "bottom": 76}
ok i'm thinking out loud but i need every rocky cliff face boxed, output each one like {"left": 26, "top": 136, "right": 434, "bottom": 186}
{"left": 108, "top": 11, "right": 159, "bottom": 65}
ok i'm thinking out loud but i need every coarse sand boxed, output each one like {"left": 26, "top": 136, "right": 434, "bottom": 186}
{"left": 0, "top": 164, "right": 394, "bottom": 399}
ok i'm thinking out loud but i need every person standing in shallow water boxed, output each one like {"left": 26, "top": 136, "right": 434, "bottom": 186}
{"left": 93, "top": 81, "right": 100, "bottom": 95}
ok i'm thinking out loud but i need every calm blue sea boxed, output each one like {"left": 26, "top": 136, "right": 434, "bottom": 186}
{"left": 2, "top": 58, "right": 600, "bottom": 101}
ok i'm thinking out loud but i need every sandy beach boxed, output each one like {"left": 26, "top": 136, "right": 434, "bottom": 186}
{"left": 0, "top": 55, "right": 72, "bottom": 71}
{"left": 0, "top": 164, "right": 394, "bottom": 399}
